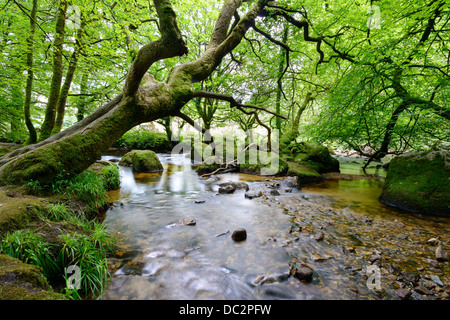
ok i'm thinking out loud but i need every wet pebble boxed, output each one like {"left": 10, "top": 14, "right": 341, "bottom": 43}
{"left": 232, "top": 228, "right": 247, "bottom": 241}
{"left": 245, "top": 190, "right": 262, "bottom": 199}
{"left": 314, "top": 231, "right": 324, "bottom": 241}
{"left": 270, "top": 189, "right": 280, "bottom": 196}
{"left": 394, "top": 288, "right": 411, "bottom": 300}
{"left": 293, "top": 267, "right": 313, "bottom": 282}
{"left": 178, "top": 217, "right": 196, "bottom": 226}
{"left": 435, "top": 243, "right": 449, "bottom": 262}
{"left": 219, "top": 185, "right": 235, "bottom": 194}
{"left": 414, "top": 285, "right": 433, "bottom": 295}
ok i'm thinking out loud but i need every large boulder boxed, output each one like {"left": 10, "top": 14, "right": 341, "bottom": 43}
{"left": 119, "top": 150, "right": 163, "bottom": 173}
{"left": 379, "top": 150, "right": 449, "bottom": 216}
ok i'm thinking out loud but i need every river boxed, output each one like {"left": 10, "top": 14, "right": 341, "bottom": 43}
{"left": 101, "top": 153, "right": 449, "bottom": 300}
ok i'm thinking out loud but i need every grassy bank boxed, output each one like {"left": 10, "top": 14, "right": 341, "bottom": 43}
{"left": 0, "top": 162, "right": 120, "bottom": 300}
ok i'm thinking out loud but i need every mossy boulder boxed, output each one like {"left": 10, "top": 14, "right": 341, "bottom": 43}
{"left": 379, "top": 150, "right": 450, "bottom": 216}
{"left": 0, "top": 254, "right": 66, "bottom": 300}
{"left": 118, "top": 150, "right": 138, "bottom": 167}
{"left": 238, "top": 150, "right": 288, "bottom": 176}
{"left": 286, "top": 142, "right": 339, "bottom": 174}
{"left": 286, "top": 161, "right": 322, "bottom": 184}
{"left": 119, "top": 150, "right": 163, "bottom": 173}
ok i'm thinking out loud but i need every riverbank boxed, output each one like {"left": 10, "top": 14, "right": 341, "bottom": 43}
{"left": 0, "top": 160, "right": 120, "bottom": 300}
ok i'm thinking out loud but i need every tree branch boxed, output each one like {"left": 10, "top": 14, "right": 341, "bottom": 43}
{"left": 123, "top": 0, "right": 188, "bottom": 97}
{"left": 192, "top": 90, "right": 287, "bottom": 120}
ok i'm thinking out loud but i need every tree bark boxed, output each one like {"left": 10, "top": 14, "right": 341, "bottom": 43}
{"left": 76, "top": 71, "right": 89, "bottom": 122}
{"left": 39, "top": 0, "right": 67, "bottom": 141}
{"left": 52, "top": 14, "right": 86, "bottom": 135}
{"left": 23, "top": 0, "right": 38, "bottom": 145}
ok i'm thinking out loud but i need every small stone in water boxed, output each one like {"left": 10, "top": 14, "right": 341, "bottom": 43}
{"left": 219, "top": 185, "right": 235, "bottom": 194}
{"left": 394, "top": 288, "right": 411, "bottom": 300}
{"left": 314, "top": 231, "right": 324, "bottom": 241}
{"left": 430, "top": 275, "right": 444, "bottom": 287}
{"left": 414, "top": 285, "right": 432, "bottom": 295}
{"left": 270, "top": 189, "right": 280, "bottom": 196}
{"left": 179, "top": 217, "right": 196, "bottom": 226}
{"left": 194, "top": 200, "right": 205, "bottom": 204}
{"left": 232, "top": 228, "right": 247, "bottom": 241}
{"left": 245, "top": 190, "right": 262, "bottom": 199}
{"left": 429, "top": 260, "right": 440, "bottom": 269}
{"left": 294, "top": 267, "right": 313, "bottom": 282}
{"left": 435, "top": 243, "right": 449, "bottom": 262}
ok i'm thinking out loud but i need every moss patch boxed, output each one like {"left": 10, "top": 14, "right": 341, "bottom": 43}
{"left": 379, "top": 150, "right": 450, "bottom": 216}
{"left": 0, "top": 189, "right": 44, "bottom": 236}
{"left": 0, "top": 254, "right": 66, "bottom": 300}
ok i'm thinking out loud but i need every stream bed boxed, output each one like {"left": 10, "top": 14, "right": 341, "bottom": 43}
{"left": 101, "top": 153, "right": 449, "bottom": 300}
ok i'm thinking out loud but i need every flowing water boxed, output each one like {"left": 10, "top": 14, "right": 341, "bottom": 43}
{"left": 101, "top": 153, "right": 449, "bottom": 300}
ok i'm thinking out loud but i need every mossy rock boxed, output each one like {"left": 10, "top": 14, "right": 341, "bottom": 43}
{"left": 131, "top": 150, "right": 163, "bottom": 173}
{"left": 379, "top": 150, "right": 450, "bottom": 216}
{"left": 0, "top": 254, "right": 66, "bottom": 300}
{"left": 0, "top": 190, "right": 43, "bottom": 236}
{"left": 118, "top": 150, "right": 138, "bottom": 167}
{"left": 238, "top": 151, "right": 288, "bottom": 176}
{"left": 119, "top": 150, "right": 163, "bottom": 173}
{"left": 286, "top": 161, "right": 323, "bottom": 184}
{"left": 285, "top": 142, "right": 340, "bottom": 174}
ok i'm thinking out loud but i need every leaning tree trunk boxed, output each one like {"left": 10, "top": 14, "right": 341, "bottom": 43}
{"left": 0, "top": 0, "right": 269, "bottom": 186}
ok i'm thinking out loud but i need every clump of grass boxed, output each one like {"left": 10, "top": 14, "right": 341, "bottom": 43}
{"left": 64, "top": 170, "right": 108, "bottom": 212}
{"left": 0, "top": 230, "right": 58, "bottom": 279}
{"left": 43, "top": 203, "right": 72, "bottom": 222}
{"left": 99, "top": 165, "right": 120, "bottom": 191}
{"left": 59, "top": 232, "right": 110, "bottom": 299}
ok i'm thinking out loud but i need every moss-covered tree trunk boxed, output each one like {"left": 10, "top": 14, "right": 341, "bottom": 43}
{"left": 0, "top": 0, "right": 270, "bottom": 185}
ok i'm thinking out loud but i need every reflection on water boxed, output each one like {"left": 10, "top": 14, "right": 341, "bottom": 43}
{"left": 102, "top": 154, "right": 449, "bottom": 300}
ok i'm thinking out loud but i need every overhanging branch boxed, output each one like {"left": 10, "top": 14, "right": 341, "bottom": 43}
{"left": 192, "top": 90, "right": 287, "bottom": 120}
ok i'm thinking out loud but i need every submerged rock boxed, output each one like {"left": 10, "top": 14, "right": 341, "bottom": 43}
{"left": 379, "top": 150, "right": 449, "bottom": 216}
